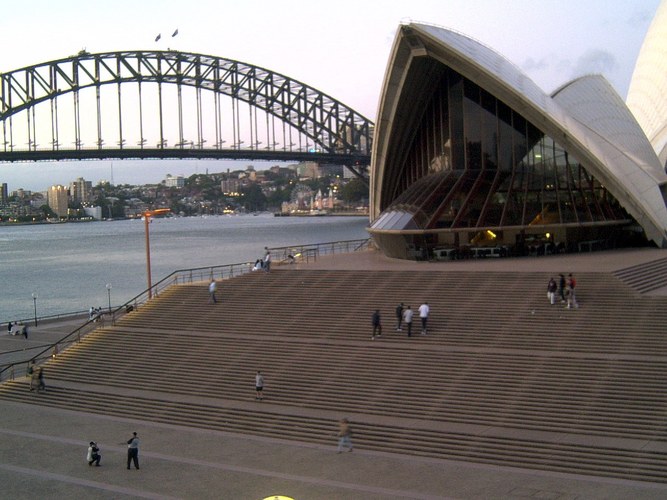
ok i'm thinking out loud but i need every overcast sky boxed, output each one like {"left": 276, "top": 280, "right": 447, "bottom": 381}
{"left": 0, "top": 0, "right": 662, "bottom": 191}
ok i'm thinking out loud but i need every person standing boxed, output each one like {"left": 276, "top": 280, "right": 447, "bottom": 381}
{"left": 403, "top": 306, "right": 414, "bottom": 337}
{"left": 547, "top": 277, "right": 557, "bottom": 305}
{"left": 127, "top": 432, "right": 140, "bottom": 470}
{"left": 255, "top": 371, "right": 264, "bottom": 400}
{"left": 371, "top": 309, "right": 382, "bottom": 340}
{"left": 395, "top": 303, "right": 404, "bottom": 331}
{"left": 566, "top": 273, "right": 579, "bottom": 309}
{"left": 264, "top": 247, "right": 272, "bottom": 273}
{"left": 208, "top": 279, "right": 217, "bottom": 304}
{"left": 87, "top": 441, "right": 101, "bottom": 466}
{"left": 418, "top": 302, "right": 430, "bottom": 335}
{"left": 336, "top": 418, "right": 353, "bottom": 453}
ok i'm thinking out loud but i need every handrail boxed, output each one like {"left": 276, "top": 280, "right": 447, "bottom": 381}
{"left": 0, "top": 237, "right": 372, "bottom": 383}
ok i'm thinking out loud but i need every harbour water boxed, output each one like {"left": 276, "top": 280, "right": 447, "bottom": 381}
{"left": 1, "top": 214, "right": 369, "bottom": 322}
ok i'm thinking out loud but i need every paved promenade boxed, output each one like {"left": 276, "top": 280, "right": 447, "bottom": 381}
{"left": 2, "top": 247, "right": 667, "bottom": 499}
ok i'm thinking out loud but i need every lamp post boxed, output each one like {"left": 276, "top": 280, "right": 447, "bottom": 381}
{"left": 31, "top": 292, "right": 38, "bottom": 326}
{"left": 143, "top": 208, "right": 171, "bottom": 298}
{"left": 106, "top": 283, "right": 112, "bottom": 312}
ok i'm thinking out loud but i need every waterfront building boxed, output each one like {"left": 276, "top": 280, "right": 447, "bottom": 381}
{"left": 47, "top": 185, "right": 69, "bottom": 217}
{"left": 368, "top": 22, "right": 667, "bottom": 260}
{"left": 69, "top": 177, "right": 92, "bottom": 203}
{"left": 165, "top": 174, "right": 185, "bottom": 188}
{"left": 0, "top": 183, "right": 7, "bottom": 205}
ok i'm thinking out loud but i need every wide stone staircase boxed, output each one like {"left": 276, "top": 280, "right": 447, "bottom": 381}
{"left": 3, "top": 267, "right": 667, "bottom": 482}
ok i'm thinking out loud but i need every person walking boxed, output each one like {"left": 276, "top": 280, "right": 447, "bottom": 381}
{"left": 36, "top": 367, "right": 46, "bottom": 392}
{"left": 371, "top": 309, "right": 382, "bottom": 340}
{"left": 255, "top": 371, "right": 264, "bottom": 400}
{"left": 418, "top": 302, "right": 430, "bottom": 335}
{"left": 263, "top": 247, "right": 272, "bottom": 273}
{"left": 566, "top": 273, "right": 579, "bottom": 309}
{"left": 558, "top": 274, "right": 566, "bottom": 303}
{"left": 395, "top": 302, "right": 404, "bottom": 331}
{"left": 208, "top": 279, "right": 217, "bottom": 304}
{"left": 27, "top": 360, "right": 36, "bottom": 391}
{"left": 87, "top": 441, "right": 101, "bottom": 466}
{"left": 403, "top": 306, "right": 414, "bottom": 337}
{"left": 127, "top": 432, "right": 140, "bottom": 470}
{"left": 336, "top": 418, "right": 353, "bottom": 453}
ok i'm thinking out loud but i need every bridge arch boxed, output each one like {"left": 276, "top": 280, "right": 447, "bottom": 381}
{"left": 0, "top": 50, "right": 373, "bottom": 168}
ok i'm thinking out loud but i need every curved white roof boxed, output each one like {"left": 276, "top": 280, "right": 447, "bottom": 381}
{"left": 627, "top": 0, "right": 667, "bottom": 166}
{"left": 372, "top": 22, "right": 667, "bottom": 247}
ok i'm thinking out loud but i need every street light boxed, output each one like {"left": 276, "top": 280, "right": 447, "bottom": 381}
{"left": 106, "top": 283, "right": 112, "bottom": 312}
{"left": 31, "top": 292, "right": 38, "bottom": 326}
{"left": 143, "top": 208, "right": 171, "bottom": 298}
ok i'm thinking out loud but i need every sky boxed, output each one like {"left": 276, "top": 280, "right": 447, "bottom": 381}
{"left": 0, "top": 0, "right": 662, "bottom": 191}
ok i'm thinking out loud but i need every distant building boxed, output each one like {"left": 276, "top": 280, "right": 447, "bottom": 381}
{"left": 69, "top": 177, "right": 92, "bottom": 203}
{"left": 165, "top": 174, "right": 185, "bottom": 188}
{"left": 47, "top": 185, "right": 69, "bottom": 217}
{"left": 0, "top": 183, "right": 7, "bottom": 205}
{"left": 221, "top": 177, "right": 240, "bottom": 195}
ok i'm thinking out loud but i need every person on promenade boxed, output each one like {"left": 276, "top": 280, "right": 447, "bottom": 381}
{"left": 263, "top": 247, "right": 272, "bottom": 273}
{"left": 395, "top": 302, "right": 404, "bottom": 331}
{"left": 336, "top": 418, "right": 353, "bottom": 453}
{"left": 566, "top": 273, "right": 579, "bottom": 309}
{"left": 87, "top": 441, "right": 101, "bottom": 466}
{"left": 21, "top": 323, "right": 28, "bottom": 339}
{"left": 547, "top": 277, "right": 558, "bottom": 305}
{"left": 403, "top": 306, "right": 414, "bottom": 337}
{"left": 255, "top": 371, "right": 264, "bottom": 400}
{"left": 371, "top": 309, "right": 382, "bottom": 340}
{"left": 7, "top": 321, "right": 12, "bottom": 335}
{"left": 208, "top": 279, "right": 217, "bottom": 304}
{"left": 36, "top": 367, "right": 46, "bottom": 392}
{"left": 418, "top": 302, "right": 430, "bottom": 335}
{"left": 127, "top": 432, "right": 140, "bottom": 469}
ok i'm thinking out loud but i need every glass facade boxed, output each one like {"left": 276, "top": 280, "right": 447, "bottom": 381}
{"left": 370, "top": 67, "right": 631, "bottom": 259}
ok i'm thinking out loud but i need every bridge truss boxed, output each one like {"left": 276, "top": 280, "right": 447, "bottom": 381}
{"left": 0, "top": 50, "right": 373, "bottom": 174}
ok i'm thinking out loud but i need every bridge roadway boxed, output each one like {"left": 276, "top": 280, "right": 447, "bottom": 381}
{"left": 2, "top": 248, "right": 667, "bottom": 499}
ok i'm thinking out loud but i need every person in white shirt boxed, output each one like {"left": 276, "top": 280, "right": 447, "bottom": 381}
{"left": 263, "top": 247, "right": 272, "bottom": 273}
{"left": 403, "top": 306, "right": 414, "bottom": 337}
{"left": 255, "top": 371, "right": 264, "bottom": 400}
{"left": 418, "top": 302, "right": 430, "bottom": 335}
{"left": 208, "top": 279, "right": 217, "bottom": 304}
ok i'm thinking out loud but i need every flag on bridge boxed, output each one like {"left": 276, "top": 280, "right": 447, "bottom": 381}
{"left": 155, "top": 33, "right": 162, "bottom": 42}
{"left": 172, "top": 28, "right": 179, "bottom": 37}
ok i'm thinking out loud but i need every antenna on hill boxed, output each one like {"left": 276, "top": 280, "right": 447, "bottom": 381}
{"left": 110, "top": 162, "right": 114, "bottom": 186}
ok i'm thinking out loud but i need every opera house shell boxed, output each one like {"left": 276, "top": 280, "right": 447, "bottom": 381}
{"left": 368, "top": 23, "right": 667, "bottom": 260}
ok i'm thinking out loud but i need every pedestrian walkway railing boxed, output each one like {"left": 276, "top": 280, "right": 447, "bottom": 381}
{"left": 270, "top": 238, "right": 372, "bottom": 264}
{"left": 0, "top": 237, "right": 373, "bottom": 383}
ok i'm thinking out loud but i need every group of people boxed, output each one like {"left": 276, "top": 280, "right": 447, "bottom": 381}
{"left": 372, "top": 302, "right": 431, "bottom": 339}
{"left": 547, "top": 273, "right": 579, "bottom": 309}
{"left": 89, "top": 307, "right": 105, "bottom": 322}
{"left": 252, "top": 369, "right": 354, "bottom": 453}
{"left": 252, "top": 247, "right": 273, "bottom": 272}
{"left": 7, "top": 321, "right": 28, "bottom": 338}
{"left": 84, "top": 431, "right": 141, "bottom": 469}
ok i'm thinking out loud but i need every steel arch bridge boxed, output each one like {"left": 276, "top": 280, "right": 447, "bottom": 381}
{"left": 0, "top": 50, "right": 373, "bottom": 175}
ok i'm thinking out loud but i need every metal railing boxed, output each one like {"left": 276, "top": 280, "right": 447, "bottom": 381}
{"left": 0, "top": 237, "right": 372, "bottom": 383}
